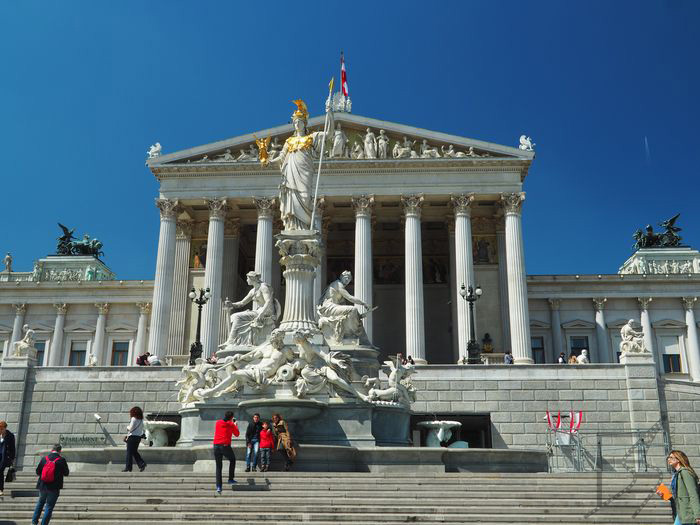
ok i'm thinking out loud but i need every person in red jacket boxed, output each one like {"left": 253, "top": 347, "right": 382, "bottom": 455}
{"left": 213, "top": 411, "right": 240, "bottom": 494}
{"left": 258, "top": 421, "right": 275, "bottom": 472}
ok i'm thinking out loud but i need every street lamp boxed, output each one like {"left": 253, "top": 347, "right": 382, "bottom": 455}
{"left": 459, "top": 284, "right": 483, "bottom": 365}
{"left": 188, "top": 287, "right": 211, "bottom": 365}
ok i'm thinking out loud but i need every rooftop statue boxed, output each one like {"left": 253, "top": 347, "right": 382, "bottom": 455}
{"left": 363, "top": 128, "right": 378, "bottom": 159}
{"left": 633, "top": 214, "right": 684, "bottom": 250}
{"left": 377, "top": 130, "right": 389, "bottom": 159}
{"left": 2, "top": 252, "right": 11, "bottom": 273}
{"left": 56, "top": 224, "right": 104, "bottom": 257}
{"left": 147, "top": 142, "right": 162, "bottom": 159}
{"left": 519, "top": 135, "right": 535, "bottom": 151}
{"left": 260, "top": 99, "right": 333, "bottom": 231}
{"left": 329, "top": 123, "right": 348, "bottom": 159}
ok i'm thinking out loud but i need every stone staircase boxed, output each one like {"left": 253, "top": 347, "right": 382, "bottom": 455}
{"left": 0, "top": 470, "right": 672, "bottom": 524}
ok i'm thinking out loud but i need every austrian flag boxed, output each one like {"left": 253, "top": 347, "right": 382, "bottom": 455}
{"left": 341, "top": 52, "right": 349, "bottom": 97}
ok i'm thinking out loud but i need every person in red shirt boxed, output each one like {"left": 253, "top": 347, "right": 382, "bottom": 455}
{"left": 258, "top": 421, "right": 275, "bottom": 472}
{"left": 213, "top": 411, "right": 240, "bottom": 494}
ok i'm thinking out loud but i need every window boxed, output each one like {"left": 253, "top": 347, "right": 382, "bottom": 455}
{"left": 68, "top": 341, "right": 87, "bottom": 366}
{"left": 111, "top": 341, "right": 129, "bottom": 366}
{"left": 35, "top": 341, "right": 46, "bottom": 366}
{"left": 531, "top": 336, "right": 545, "bottom": 364}
{"left": 569, "top": 336, "right": 589, "bottom": 358}
{"left": 663, "top": 354, "right": 682, "bottom": 373}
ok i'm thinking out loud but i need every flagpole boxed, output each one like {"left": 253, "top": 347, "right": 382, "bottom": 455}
{"left": 310, "top": 77, "right": 334, "bottom": 232}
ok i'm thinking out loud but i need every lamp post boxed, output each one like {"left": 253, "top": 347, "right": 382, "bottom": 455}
{"left": 188, "top": 287, "right": 210, "bottom": 365}
{"left": 459, "top": 284, "right": 483, "bottom": 365}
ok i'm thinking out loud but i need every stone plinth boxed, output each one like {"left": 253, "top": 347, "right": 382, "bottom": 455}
{"left": 619, "top": 247, "right": 700, "bottom": 275}
{"left": 30, "top": 255, "right": 115, "bottom": 282}
{"left": 276, "top": 230, "right": 322, "bottom": 332}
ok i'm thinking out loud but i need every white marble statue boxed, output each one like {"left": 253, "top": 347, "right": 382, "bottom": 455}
{"left": 351, "top": 142, "right": 364, "bottom": 159}
{"left": 330, "top": 123, "right": 348, "bottom": 158}
{"left": 2, "top": 252, "right": 11, "bottom": 273}
{"left": 263, "top": 99, "right": 333, "bottom": 231}
{"left": 220, "top": 271, "right": 280, "bottom": 349}
{"left": 292, "top": 330, "right": 368, "bottom": 400}
{"left": 377, "top": 130, "right": 389, "bottom": 159}
{"left": 576, "top": 349, "right": 590, "bottom": 364}
{"left": 176, "top": 358, "right": 219, "bottom": 404}
{"left": 12, "top": 324, "right": 37, "bottom": 359}
{"left": 144, "top": 420, "right": 179, "bottom": 447}
{"left": 441, "top": 145, "right": 457, "bottom": 158}
{"left": 365, "top": 359, "right": 416, "bottom": 406}
{"left": 147, "top": 142, "right": 162, "bottom": 158}
{"left": 420, "top": 139, "right": 441, "bottom": 158}
{"left": 213, "top": 148, "right": 236, "bottom": 162}
{"left": 269, "top": 137, "right": 283, "bottom": 158}
{"left": 620, "top": 319, "right": 647, "bottom": 354}
{"left": 363, "top": 128, "right": 378, "bottom": 159}
{"left": 392, "top": 137, "right": 413, "bottom": 159}
{"left": 194, "top": 329, "right": 295, "bottom": 400}
{"left": 317, "top": 270, "right": 372, "bottom": 346}
{"left": 236, "top": 148, "right": 253, "bottom": 161}
{"left": 519, "top": 135, "right": 535, "bottom": 151}
{"left": 87, "top": 353, "right": 97, "bottom": 367}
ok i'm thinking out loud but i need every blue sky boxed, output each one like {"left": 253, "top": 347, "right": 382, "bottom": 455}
{"left": 1, "top": 1, "right": 698, "bottom": 279}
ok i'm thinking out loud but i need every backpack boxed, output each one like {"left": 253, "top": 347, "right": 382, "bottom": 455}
{"left": 41, "top": 455, "right": 59, "bottom": 483}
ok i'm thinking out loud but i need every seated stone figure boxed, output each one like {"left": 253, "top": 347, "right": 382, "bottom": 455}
{"left": 220, "top": 271, "right": 280, "bottom": 349}
{"left": 194, "top": 330, "right": 294, "bottom": 400}
{"left": 317, "top": 270, "right": 372, "bottom": 346}
{"left": 12, "top": 324, "right": 37, "bottom": 359}
{"left": 620, "top": 319, "right": 647, "bottom": 354}
{"left": 365, "top": 358, "right": 416, "bottom": 406}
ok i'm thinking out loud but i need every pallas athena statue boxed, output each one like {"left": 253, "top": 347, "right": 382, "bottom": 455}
{"left": 261, "top": 99, "right": 333, "bottom": 231}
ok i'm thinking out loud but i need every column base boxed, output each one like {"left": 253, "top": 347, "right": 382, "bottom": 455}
{"left": 411, "top": 358, "right": 428, "bottom": 365}
{"left": 514, "top": 357, "right": 534, "bottom": 365}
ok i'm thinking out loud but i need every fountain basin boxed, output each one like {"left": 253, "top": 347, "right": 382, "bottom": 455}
{"left": 417, "top": 420, "right": 462, "bottom": 447}
{"left": 144, "top": 420, "right": 179, "bottom": 447}
{"left": 238, "top": 398, "right": 327, "bottom": 421}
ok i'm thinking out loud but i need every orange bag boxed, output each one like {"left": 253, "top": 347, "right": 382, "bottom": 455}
{"left": 657, "top": 483, "right": 672, "bottom": 501}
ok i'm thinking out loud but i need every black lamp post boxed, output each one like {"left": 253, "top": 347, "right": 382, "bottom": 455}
{"left": 188, "top": 287, "right": 210, "bottom": 365}
{"left": 459, "top": 284, "right": 483, "bottom": 365}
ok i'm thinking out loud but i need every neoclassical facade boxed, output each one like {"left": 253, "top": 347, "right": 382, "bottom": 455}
{"left": 1, "top": 113, "right": 699, "bottom": 382}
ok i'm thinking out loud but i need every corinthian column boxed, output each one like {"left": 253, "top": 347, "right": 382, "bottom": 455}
{"left": 501, "top": 192, "right": 532, "bottom": 364}
{"left": 593, "top": 298, "right": 609, "bottom": 363}
{"left": 48, "top": 304, "right": 68, "bottom": 366}
{"left": 201, "top": 198, "right": 227, "bottom": 357}
{"left": 638, "top": 297, "right": 655, "bottom": 359}
{"left": 402, "top": 194, "right": 426, "bottom": 363}
{"left": 548, "top": 299, "right": 563, "bottom": 361}
{"left": 254, "top": 197, "right": 275, "bottom": 285}
{"left": 496, "top": 221, "right": 511, "bottom": 354}
{"left": 134, "top": 302, "right": 151, "bottom": 359}
{"left": 353, "top": 195, "right": 374, "bottom": 340}
{"left": 92, "top": 303, "right": 109, "bottom": 365}
{"left": 682, "top": 297, "right": 700, "bottom": 381}
{"left": 451, "top": 193, "right": 475, "bottom": 363}
{"left": 219, "top": 218, "right": 240, "bottom": 346}
{"left": 168, "top": 220, "right": 192, "bottom": 356}
{"left": 447, "top": 218, "right": 459, "bottom": 360}
{"left": 10, "top": 304, "right": 26, "bottom": 345}
{"left": 147, "top": 198, "right": 179, "bottom": 357}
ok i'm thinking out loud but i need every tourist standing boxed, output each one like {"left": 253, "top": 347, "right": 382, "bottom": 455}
{"left": 213, "top": 411, "right": 240, "bottom": 494}
{"left": 271, "top": 413, "right": 296, "bottom": 471}
{"left": 245, "top": 413, "right": 262, "bottom": 472}
{"left": 258, "top": 421, "right": 274, "bottom": 472}
{"left": 558, "top": 352, "right": 566, "bottom": 364}
{"left": 32, "top": 444, "right": 69, "bottom": 525}
{"left": 503, "top": 351, "right": 514, "bottom": 365}
{"left": 123, "top": 406, "right": 147, "bottom": 472}
{"left": 0, "top": 420, "right": 16, "bottom": 496}
{"left": 656, "top": 450, "right": 700, "bottom": 525}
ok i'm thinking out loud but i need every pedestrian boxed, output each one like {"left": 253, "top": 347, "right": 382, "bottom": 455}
{"left": 259, "top": 421, "right": 274, "bottom": 472}
{"left": 656, "top": 450, "right": 700, "bottom": 525}
{"left": 136, "top": 352, "right": 151, "bottom": 366}
{"left": 213, "top": 410, "right": 240, "bottom": 494}
{"left": 0, "top": 420, "right": 16, "bottom": 496}
{"left": 407, "top": 356, "right": 415, "bottom": 365}
{"left": 32, "top": 443, "right": 69, "bottom": 525}
{"left": 558, "top": 352, "right": 566, "bottom": 364}
{"left": 271, "top": 413, "right": 296, "bottom": 471}
{"left": 245, "top": 413, "right": 262, "bottom": 472}
{"left": 568, "top": 354, "right": 578, "bottom": 364}
{"left": 122, "top": 406, "right": 147, "bottom": 472}
{"left": 504, "top": 351, "right": 514, "bottom": 365}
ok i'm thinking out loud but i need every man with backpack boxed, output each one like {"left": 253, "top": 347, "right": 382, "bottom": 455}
{"left": 32, "top": 443, "right": 69, "bottom": 525}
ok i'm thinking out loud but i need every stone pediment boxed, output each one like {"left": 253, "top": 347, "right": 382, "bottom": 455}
{"left": 561, "top": 319, "right": 595, "bottom": 329}
{"left": 147, "top": 113, "right": 533, "bottom": 168}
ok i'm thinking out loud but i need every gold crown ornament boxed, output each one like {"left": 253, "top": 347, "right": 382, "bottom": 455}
{"left": 291, "top": 99, "right": 309, "bottom": 121}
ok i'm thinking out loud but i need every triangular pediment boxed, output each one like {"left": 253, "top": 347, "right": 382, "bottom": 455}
{"left": 561, "top": 319, "right": 595, "bottom": 329}
{"left": 147, "top": 113, "right": 534, "bottom": 168}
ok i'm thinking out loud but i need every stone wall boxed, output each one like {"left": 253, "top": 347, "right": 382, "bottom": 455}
{"left": 660, "top": 379, "right": 700, "bottom": 459}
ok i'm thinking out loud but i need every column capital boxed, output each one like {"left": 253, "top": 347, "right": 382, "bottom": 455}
{"left": 592, "top": 297, "right": 607, "bottom": 312}
{"left": 155, "top": 198, "right": 180, "bottom": 219}
{"left": 95, "top": 303, "right": 110, "bottom": 315}
{"left": 682, "top": 297, "right": 697, "bottom": 311}
{"left": 352, "top": 194, "right": 375, "bottom": 217}
{"left": 254, "top": 197, "right": 276, "bottom": 219}
{"left": 548, "top": 298, "right": 561, "bottom": 311}
{"left": 53, "top": 303, "right": 68, "bottom": 314}
{"left": 401, "top": 194, "right": 424, "bottom": 218}
{"left": 137, "top": 302, "right": 152, "bottom": 315}
{"left": 224, "top": 218, "right": 241, "bottom": 237}
{"left": 637, "top": 297, "right": 653, "bottom": 311}
{"left": 13, "top": 303, "right": 26, "bottom": 315}
{"left": 205, "top": 198, "right": 228, "bottom": 220}
{"left": 176, "top": 219, "right": 194, "bottom": 239}
{"left": 500, "top": 192, "right": 525, "bottom": 215}
{"left": 450, "top": 193, "right": 475, "bottom": 217}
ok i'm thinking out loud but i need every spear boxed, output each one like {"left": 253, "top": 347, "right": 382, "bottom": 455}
{"left": 309, "top": 77, "right": 335, "bottom": 231}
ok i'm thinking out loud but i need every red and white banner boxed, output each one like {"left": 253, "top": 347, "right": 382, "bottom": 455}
{"left": 546, "top": 410, "right": 583, "bottom": 433}
{"left": 340, "top": 52, "right": 349, "bottom": 97}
